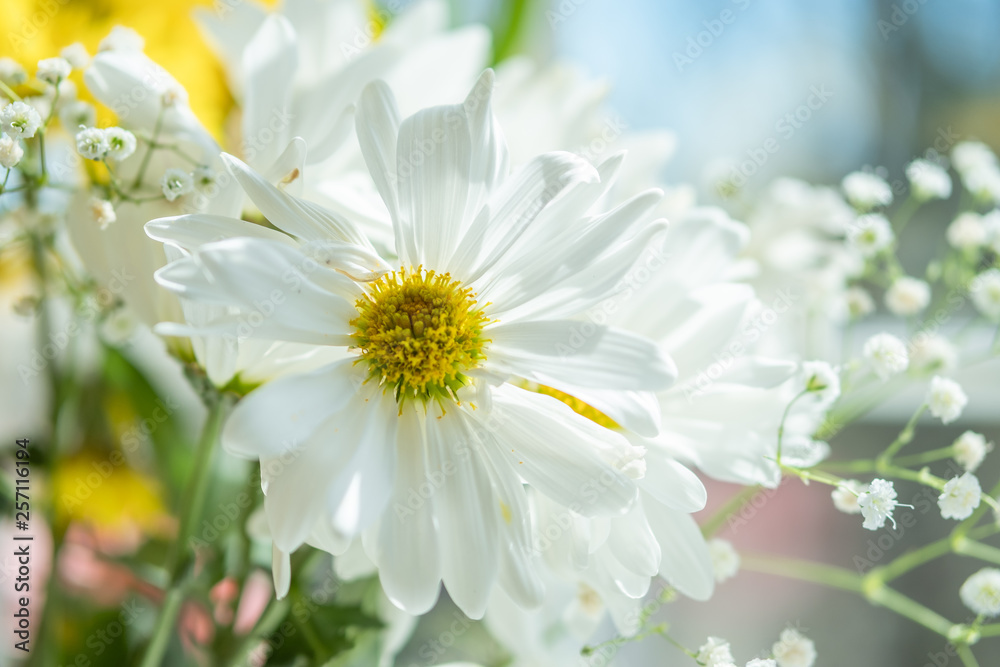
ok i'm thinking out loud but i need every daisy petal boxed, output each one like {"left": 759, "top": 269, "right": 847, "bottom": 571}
{"left": 645, "top": 502, "right": 715, "bottom": 601}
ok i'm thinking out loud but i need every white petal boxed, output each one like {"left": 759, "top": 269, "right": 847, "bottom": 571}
{"left": 145, "top": 214, "right": 294, "bottom": 251}
{"left": 486, "top": 320, "right": 676, "bottom": 391}
{"left": 490, "top": 386, "right": 637, "bottom": 516}
{"left": 607, "top": 501, "right": 661, "bottom": 577}
{"left": 355, "top": 80, "right": 406, "bottom": 258}
{"left": 271, "top": 544, "right": 291, "bottom": 599}
{"left": 426, "top": 408, "right": 499, "bottom": 619}
{"left": 645, "top": 501, "right": 715, "bottom": 601}
{"left": 241, "top": 15, "right": 296, "bottom": 170}
{"left": 637, "top": 454, "right": 707, "bottom": 513}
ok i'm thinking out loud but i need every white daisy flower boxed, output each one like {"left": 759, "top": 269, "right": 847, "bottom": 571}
{"left": 971, "top": 268, "right": 1000, "bottom": 321}
{"left": 36, "top": 57, "right": 72, "bottom": 85}
{"left": 858, "top": 478, "right": 905, "bottom": 530}
{"left": 842, "top": 171, "right": 893, "bottom": 210}
{"left": 928, "top": 376, "right": 967, "bottom": 425}
{"left": 953, "top": 431, "right": 993, "bottom": 473}
{"left": 947, "top": 212, "right": 987, "bottom": 250}
{"left": 75, "top": 127, "right": 108, "bottom": 160}
{"left": 862, "top": 333, "right": 909, "bottom": 381}
{"left": 698, "top": 636, "right": 736, "bottom": 667}
{"left": 847, "top": 213, "right": 893, "bottom": 257}
{"left": 772, "top": 628, "right": 817, "bottom": 667}
{"left": 708, "top": 538, "right": 740, "bottom": 583}
{"left": 906, "top": 158, "right": 952, "bottom": 201}
{"left": 160, "top": 168, "right": 193, "bottom": 201}
{"left": 103, "top": 126, "right": 137, "bottom": 161}
{"left": 1, "top": 101, "right": 43, "bottom": 139}
{"left": 832, "top": 479, "right": 865, "bottom": 515}
{"left": 147, "top": 72, "right": 678, "bottom": 618}
{"left": 938, "top": 473, "right": 982, "bottom": 520}
{"left": 961, "top": 568, "right": 1000, "bottom": 617}
{"left": 884, "top": 276, "right": 930, "bottom": 317}
{"left": 0, "top": 134, "right": 23, "bottom": 168}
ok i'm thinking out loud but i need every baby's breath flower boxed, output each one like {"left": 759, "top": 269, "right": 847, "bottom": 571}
{"left": 863, "top": 333, "right": 909, "bottom": 381}
{"left": 103, "top": 127, "right": 136, "bottom": 161}
{"left": 0, "top": 134, "right": 23, "bottom": 168}
{"left": 36, "top": 57, "right": 72, "bottom": 86}
{"left": 928, "top": 376, "right": 967, "bottom": 425}
{"left": 843, "top": 286, "right": 875, "bottom": 319}
{"left": 89, "top": 198, "right": 116, "bottom": 230}
{"left": 99, "top": 26, "right": 145, "bottom": 53}
{"left": 832, "top": 479, "right": 866, "bottom": 515}
{"left": 909, "top": 334, "right": 958, "bottom": 375}
{"left": 859, "top": 478, "right": 908, "bottom": 530}
{"left": 0, "top": 57, "right": 27, "bottom": 86}
{"left": 58, "top": 100, "right": 96, "bottom": 131}
{"left": 953, "top": 431, "right": 993, "bottom": 472}
{"left": 708, "top": 539, "right": 740, "bottom": 583}
{"left": 971, "top": 268, "right": 1000, "bottom": 321}
{"left": 746, "top": 660, "right": 777, "bottom": 667}
{"left": 884, "top": 276, "right": 930, "bottom": 317}
{"left": 193, "top": 166, "right": 217, "bottom": 193}
{"left": 964, "top": 163, "right": 1000, "bottom": 205}
{"left": 75, "top": 127, "right": 108, "bottom": 161}
{"left": 802, "top": 360, "right": 840, "bottom": 404}
{"left": 847, "top": 214, "right": 893, "bottom": 257}
{"left": 947, "top": 212, "right": 987, "bottom": 250}
{"left": 960, "top": 568, "right": 1000, "bottom": 617}
{"left": 698, "top": 637, "right": 736, "bottom": 667}
{"left": 1, "top": 101, "right": 42, "bottom": 139}
{"left": 906, "top": 158, "right": 952, "bottom": 201}
{"left": 60, "top": 43, "right": 90, "bottom": 69}
{"left": 843, "top": 171, "right": 892, "bottom": 210}
{"left": 161, "top": 168, "right": 193, "bottom": 201}
{"left": 772, "top": 628, "right": 816, "bottom": 667}
{"left": 938, "top": 473, "right": 982, "bottom": 520}
{"left": 952, "top": 141, "right": 997, "bottom": 176}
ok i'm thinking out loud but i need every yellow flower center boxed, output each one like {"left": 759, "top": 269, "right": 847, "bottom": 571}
{"left": 351, "top": 268, "right": 489, "bottom": 403}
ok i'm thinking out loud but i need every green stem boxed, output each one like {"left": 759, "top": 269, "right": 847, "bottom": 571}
{"left": 892, "top": 194, "right": 921, "bottom": 233}
{"left": 491, "top": 0, "right": 531, "bottom": 64}
{"left": 893, "top": 446, "right": 958, "bottom": 468}
{"left": 776, "top": 389, "right": 809, "bottom": 465}
{"left": 958, "top": 644, "right": 981, "bottom": 667}
{"left": 132, "top": 104, "right": 166, "bottom": 190}
{"left": 137, "top": 394, "right": 232, "bottom": 667}
{"left": 954, "top": 539, "right": 1000, "bottom": 567}
{"left": 879, "top": 404, "right": 927, "bottom": 464}
{"left": 700, "top": 485, "right": 763, "bottom": 537}
{"left": 741, "top": 553, "right": 863, "bottom": 592}
{"left": 0, "top": 79, "right": 22, "bottom": 101}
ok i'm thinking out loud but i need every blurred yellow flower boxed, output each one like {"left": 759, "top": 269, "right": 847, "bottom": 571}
{"left": 4, "top": 0, "right": 236, "bottom": 137}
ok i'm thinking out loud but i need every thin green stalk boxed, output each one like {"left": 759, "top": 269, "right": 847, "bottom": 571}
{"left": 879, "top": 404, "right": 927, "bottom": 464}
{"left": 955, "top": 540, "right": 1000, "bottom": 567}
{"left": 132, "top": 104, "right": 166, "bottom": 190}
{"left": 892, "top": 194, "right": 921, "bottom": 233}
{"left": 741, "top": 553, "right": 864, "bottom": 593}
{"left": 492, "top": 0, "right": 531, "bottom": 64}
{"left": 137, "top": 394, "right": 232, "bottom": 667}
{"left": 776, "top": 389, "right": 809, "bottom": 464}
{"left": 958, "top": 644, "right": 981, "bottom": 667}
{"left": 700, "top": 485, "right": 763, "bottom": 537}
{"left": 893, "top": 446, "right": 958, "bottom": 468}
{"left": 0, "top": 79, "right": 22, "bottom": 101}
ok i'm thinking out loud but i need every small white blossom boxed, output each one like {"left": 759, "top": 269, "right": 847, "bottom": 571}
{"left": 772, "top": 628, "right": 817, "bottom": 667}
{"left": 947, "top": 212, "right": 987, "bottom": 250}
{"left": 848, "top": 214, "right": 894, "bottom": 257}
{"left": 1, "top": 101, "right": 43, "bottom": 139}
{"left": 161, "top": 168, "right": 193, "bottom": 201}
{"left": 938, "top": 473, "right": 982, "bottom": 520}
{"left": 36, "top": 57, "right": 72, "bottom": 85}
{"left": 863, "top": 333, "right": 909, "bottom": 381}
{"left": 0, "top": 134, "right": 23, "bottom": 168}
{"left": 906, "top": 158, "right": 952, "bottom": 201}
{"left": 746, "top": 660, "right": 777, "bottom": 667}
{"left": 103, "top": 127, "right": 136, "bottom": 161}
{"left": 843, "top": 171, "right": 893, "bottom": 210}
{"left": 708, "top": 539, "right": 740, "bottom": 583}
{"left": 75, "top": 127, "right": 108, "bottom": 161}
{"left": 801, "top": 360, "right": 840, "bottom": 404}
{"left": 927, "top": 376, "right": 967, "bottom": 425}
{"left": 909, "top": 334, "right": 958, "bottom": 375}
{"left": 58, "top": 100, "right": 96, "bottom": 131}
{"left": 964, "top": 164, "right": 1000, "bottom": 205}
{"left": 781, "top": 437, "right": 831, "bottom": 468}
{"left": 983, "top": 210, "right": 1000, "bottom": 254}
{"left": 100, "top": 308, "right": 136, "bottom": 345}
{"left": 832, "top": 479, "right": 866, "bottom": 515}
{"left": 89, "top": 198, "right": 116, "bottom": 230}
{"left": 0, "top": 57, "right": 27, "bottom": 85}
{"left": 99, "top": 26, "right": 145, "bottom": 53}
{"left": 697, "top": 637, "right": 736, "bottom": 667}
{"left": 843, "top": 286, "right": 875, "bottom": 319}
{"left": 160, "top": 84, "right": 187, "bottom": 108}
{"left": 952, "top": 141, "right": 997, "bottom": 177}
{"left": 60, "top": 43, "right": 90, "bottom": 69}
{"left": 193, "top": 166, "right": 217, "bottom": 193}
{"left": 885, "top": 276, "right": 931, "bottom": 317}
{"left": 859, "top": 478, "right": 906, "bottom": 530}
{"left": 953, "top": 431, "right": 993, "bottom": 473}
{"left": 971, "top": 268, "right": 1000, "bottom": 321}
{"left": 960, "top": 568, "right": 1000, "bottom": 617}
